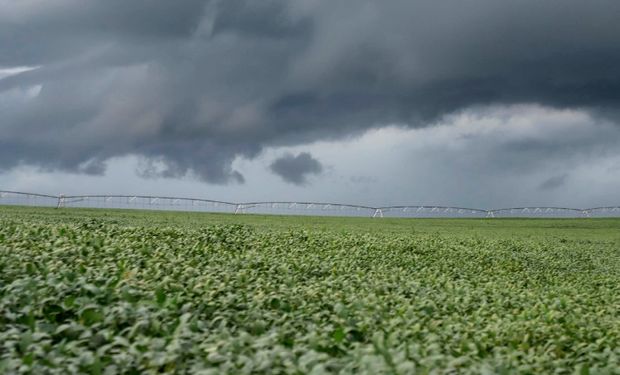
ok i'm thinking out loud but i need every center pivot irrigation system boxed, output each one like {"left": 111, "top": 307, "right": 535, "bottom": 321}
{"left": 1, "top": 190, "right": 619, "bottom": 218}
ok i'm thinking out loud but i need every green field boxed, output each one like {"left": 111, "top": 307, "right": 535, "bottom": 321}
{"left": 1, "top": 206, "right": 619, "bottom": 374}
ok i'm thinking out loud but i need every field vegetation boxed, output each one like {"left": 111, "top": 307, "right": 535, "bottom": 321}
{"left": 1, "top": 207, "right": 619, "bottom": 373}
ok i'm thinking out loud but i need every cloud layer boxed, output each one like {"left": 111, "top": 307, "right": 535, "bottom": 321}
{"left": 3, "top": 105, "right": 620, "bottom": 209}
{"left": 1, "top": 0, "right": 620, "bottom": 184}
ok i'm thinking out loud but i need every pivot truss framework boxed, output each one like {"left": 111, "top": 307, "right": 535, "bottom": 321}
{"left": 1, "top": 190, "right": 619, "bottom": 218}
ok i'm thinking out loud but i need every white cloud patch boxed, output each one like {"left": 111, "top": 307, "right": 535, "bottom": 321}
{"left": 0, "top": 66, "right": 39, "bottom": 80}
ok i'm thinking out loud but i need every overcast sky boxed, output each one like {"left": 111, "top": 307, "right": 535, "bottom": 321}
{"left": 1, "top": 0, "right": 620, "bottom": 208}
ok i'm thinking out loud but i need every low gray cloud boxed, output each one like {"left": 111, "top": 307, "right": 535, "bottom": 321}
{"left": 2, "top": 106, "right": 620, "bottom": 209}
{"left": 1, "top": 0, "right": 620, "bottom": 184}
{"left": 270, "top": 152, "right": 322, "bottom": 185}
{"left": 538, "top": 174, "right": 569, "bottom": 191}
{"left": 349, "top": 175, "right": 379, "bottom": 184}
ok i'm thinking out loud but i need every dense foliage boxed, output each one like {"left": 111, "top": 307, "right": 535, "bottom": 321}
{"left": 1, "top": 211, "right": 619, "bottom": 374}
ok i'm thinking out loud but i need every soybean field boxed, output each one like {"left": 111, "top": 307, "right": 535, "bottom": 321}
{"left": 1, "top": 206, "right": 619, "bottom": 374}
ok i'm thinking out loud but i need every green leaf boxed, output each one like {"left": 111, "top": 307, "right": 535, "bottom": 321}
{"left": 81, "top": 308, "right": 104, "bottom": 326}
{"left": 155, "top": 287, "right": 166, "bottom": 305}
{"left": 332, "top": 327, "right": 345, "bottom": 343}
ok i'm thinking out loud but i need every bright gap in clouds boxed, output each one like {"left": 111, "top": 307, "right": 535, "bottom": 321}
{"left": 0, "top": 66, "right": 42, "bottom": 102}
{"left": 1, "top": 105, "right": 619, "bottom": 209}
{"left": 0, "top": 66, "right": 39, "bottom": 79}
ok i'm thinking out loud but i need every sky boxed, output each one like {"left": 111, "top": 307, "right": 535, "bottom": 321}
{"left": 1, "top": 0, "right": 620, "bottom": 209}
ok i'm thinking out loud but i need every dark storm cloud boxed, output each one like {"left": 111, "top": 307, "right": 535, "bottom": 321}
{"left": 270, "top": 152, "right": 323, "bottom": 185}
{"left": 539, "top": 174, "right": 569, "bottom": 191}
{"left": 2, "top": 0, "right": 620, "bottom": 183}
